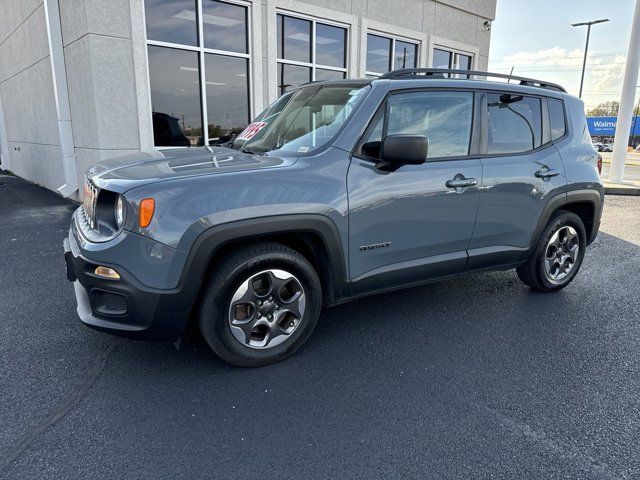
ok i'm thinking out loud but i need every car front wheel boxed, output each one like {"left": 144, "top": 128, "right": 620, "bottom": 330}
{"left": 198, "top": 242, "right": 322, "bottom": 367}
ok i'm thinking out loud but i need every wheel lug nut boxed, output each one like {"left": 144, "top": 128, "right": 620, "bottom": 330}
{"left": 256, "top": 300, "right": 262, "bottom": 306}
{"left": 274, "top": 304, "right": 280, "bottom": 310}
{"left": 256, "top": 313, "right": 262, "bottom": 318}
{"left": 268, "top": 296, "right": 273, "bottom": 301}
{"left": 267, "top": 314, "right": 273, "bottom": 320}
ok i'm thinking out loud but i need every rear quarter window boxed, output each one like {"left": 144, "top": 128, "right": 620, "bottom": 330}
{"left": 548, "top": 98, "right": 567, "bottom": 141}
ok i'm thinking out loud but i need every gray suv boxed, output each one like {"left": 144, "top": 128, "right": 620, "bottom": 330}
{"left": 63, "top": 69, "right": 604, "bottom": 367}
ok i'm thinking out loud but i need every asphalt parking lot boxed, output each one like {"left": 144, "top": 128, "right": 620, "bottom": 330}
{"left": 1, "top": 173, "right": 639, "bottom": 480}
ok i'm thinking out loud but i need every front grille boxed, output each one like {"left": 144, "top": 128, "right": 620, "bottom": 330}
{"left": 90, "top": 289, "right": 128, "bottom": 316}
{"left": 82, "top": 178, "right": 98, "bottom": 229}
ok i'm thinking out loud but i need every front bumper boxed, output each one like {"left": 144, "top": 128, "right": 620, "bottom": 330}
{"left": 64, "top": 229, "right": 201, "bottom": 342}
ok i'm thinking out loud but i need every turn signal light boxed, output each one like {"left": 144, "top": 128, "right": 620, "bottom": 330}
{"left": 139, "top": 198, "right": 155, "bottom": 228}
{"left": 94, "top": 266, "right": 121, "bottom": 280}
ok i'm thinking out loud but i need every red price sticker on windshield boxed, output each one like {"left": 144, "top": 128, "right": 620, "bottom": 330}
{"left": 237, "top": 122, "right": 267, "bottom": 141}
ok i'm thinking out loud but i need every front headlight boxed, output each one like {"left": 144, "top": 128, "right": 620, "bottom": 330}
{"left": 115, "top": 195, "right": 125, "bottom": 229}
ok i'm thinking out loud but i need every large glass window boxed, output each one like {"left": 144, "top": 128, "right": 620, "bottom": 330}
{"left": 148, "top": 46, "right": 202, "bottom": 146}
{"left": 433, "top": 48, "right": 473, "bottom": 74}
{"left": 145, "top": 0, "right": 251, "bottom": 147}
{"left": 486, "top": 93, "right": 542, "bottom": 154}
{"left": 360, "top": 91, "right": 473, "bottom": 159}
{"left": 366, "top": 33, "right": 418, "bottom": 76}
{"left": 276, "top": 14, "right": 347, "bottom": 94}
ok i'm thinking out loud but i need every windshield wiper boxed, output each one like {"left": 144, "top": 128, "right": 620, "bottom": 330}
{"left": 241, "top": 148, "right": 266, "bottom": 156}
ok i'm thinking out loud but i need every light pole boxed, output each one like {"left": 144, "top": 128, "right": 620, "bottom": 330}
{"left": 572, "top": 18, "right": 609, "bottom": 98}
{"left": 610, "top": 0, "right": 640, "bottom": 183}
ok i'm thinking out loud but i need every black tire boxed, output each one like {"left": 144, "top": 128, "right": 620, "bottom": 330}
{"left": 516, "top": 210, "right": 587, "bottom": 292}
{"left": 198, "top": 242, "right": 322, "bottom": 367}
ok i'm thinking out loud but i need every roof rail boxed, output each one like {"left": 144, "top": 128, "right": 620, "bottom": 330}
{"left": 378, "top": 68, "right": 567, "bottom": 93}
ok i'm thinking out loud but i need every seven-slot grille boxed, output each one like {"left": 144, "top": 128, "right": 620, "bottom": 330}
{"left": 82, "top": 178, "right": 98, "bottom": 229}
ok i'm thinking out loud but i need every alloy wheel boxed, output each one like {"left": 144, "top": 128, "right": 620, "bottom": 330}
{"left": 227, "top": 269, "right": 306, "bottom": 349}
{"left": 543, "top": 226, "right": 579, "bottom": 284}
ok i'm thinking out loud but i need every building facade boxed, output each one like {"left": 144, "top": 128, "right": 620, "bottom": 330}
{"left": 0, "top": 0, "right": 496, "bottom": 197}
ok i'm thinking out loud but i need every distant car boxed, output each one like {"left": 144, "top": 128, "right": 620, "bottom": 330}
{"left": 603, "top": 144, "right": 614, "bottom": 152}
{"left": 592, "top": 142, "right": 605, "bottom": 152}
{"left": 635, "top": 144, "right": 640, "bottom": 152}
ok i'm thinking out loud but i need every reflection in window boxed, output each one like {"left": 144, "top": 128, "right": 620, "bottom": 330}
{"left": 205, "top": 54, "right": 249, "bottom": 142}
{"left": 487, "top": 93, "right": 542, "bottom": 154}
{"left": 433, "top": 48, "right": 451, "bottom": 69}
{"left": 202, "top": 0, "right": 247, "bottom": 53}
{"left": 315, "top": 68, "right": 346, "bottom": 82}
{"left": 277, "top": 14, "right": 347, "bottom": 92}
{"left": 366, "top": 34, "right": 418, "bottom": 76}
{"left": 394, "top": 41, "right": 417, "bottom": 70}
{"left": 144, "top": 0, "right": 198, "bottom": 46}
{"left": 278, "top": 64, "right": 311, "bottom": 95}
{"left": 277, "top": 15, "right": 311, "bottom": 63}
{"left": 315, "top": 24, "right": 347, "bottom": 68}
{"left": 366, "top": 34, "right": 391, "bottom": 74}
{"left": 148, "top": 46, "right": 202, "bottom": 146}
{"left": 386, "top": 91, "right": 473, "bottom": 158}
{"left": 145, "top": 0, "right": 251, "bottom": 147}
{"left": 433, "top": 48, "right": 473, "bottom": 74}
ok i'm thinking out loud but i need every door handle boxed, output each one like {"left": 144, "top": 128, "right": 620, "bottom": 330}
{"left": 535, "top": 167, "right": 560, "bottom": 179}
{"left": 446, "top": 176, "right": 478, "bottom": 189}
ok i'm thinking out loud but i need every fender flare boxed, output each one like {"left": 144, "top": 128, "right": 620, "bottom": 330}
{"left": 530, "top": 189, "right": 603, "bottom": 251}
{"left": 176, "top": 214, "right": 350, "bottom": 302}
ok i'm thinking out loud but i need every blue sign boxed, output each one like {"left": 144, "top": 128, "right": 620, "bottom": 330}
{"left": 587, "top": 116, "right": 640, "bottom": 136}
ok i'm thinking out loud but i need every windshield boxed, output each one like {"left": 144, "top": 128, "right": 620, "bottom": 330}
{"left": 232, "top": 84, "right": 370, "bottom": 154}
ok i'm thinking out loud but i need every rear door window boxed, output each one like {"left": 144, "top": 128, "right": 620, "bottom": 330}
{"left": 486, "top": 93, "right": 542, "bottom": 154}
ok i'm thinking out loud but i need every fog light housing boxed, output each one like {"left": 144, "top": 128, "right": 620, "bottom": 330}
{"left": 94, "top": 266, "right": 121, "bottom": 280}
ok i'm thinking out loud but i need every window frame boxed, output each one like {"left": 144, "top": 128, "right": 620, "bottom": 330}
{"left": 547, "top": 97, "right": 570, "bottom": 144}
{"left": 431, "top": 46, "right": 474, "bottom": 71}
{"left": 354, "top": 87, "right": 569, "bottom": 164}
{"left": 276, "top": 12, "right": 349, "bottom": 94}
{"left": 144, "top": 0, "right": 253, "bottom": 148}
{"left": 365, "top": 31, "right": 420, "bottom": 77}
{"left": 354, "top": 87, "right": 482, "bottom": 163}
{"left": 477, "top": 90, "right": 567, "bottom": 158}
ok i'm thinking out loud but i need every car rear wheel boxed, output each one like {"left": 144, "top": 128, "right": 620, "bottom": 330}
{"left": 516, "top": 211, "right": 587, "bottom": 292}
{"left": 198, "top": 242, "right": 322, "bottom": 367}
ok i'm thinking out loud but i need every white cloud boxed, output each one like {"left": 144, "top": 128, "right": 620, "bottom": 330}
{"left": 489, "top": 47, "right": 627, "bottom": 109}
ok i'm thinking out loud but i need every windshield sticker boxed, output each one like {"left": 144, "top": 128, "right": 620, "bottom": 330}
{"left": 298, "top": 146, "right": 310, "bottom": 153}
{"left": 236, "top": 122, "right": 268, "bottom": 141}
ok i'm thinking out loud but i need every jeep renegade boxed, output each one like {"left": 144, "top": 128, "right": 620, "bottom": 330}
{"left": 64, "top": 69, "right": 604, "bottom": 367}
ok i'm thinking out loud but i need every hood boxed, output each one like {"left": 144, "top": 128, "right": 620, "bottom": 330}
{"left": 87, "top": 147, "right": 292, "bottom": 192}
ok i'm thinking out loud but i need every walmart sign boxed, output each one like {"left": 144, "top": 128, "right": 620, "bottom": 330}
{"left": 587, "top": 116, "right": 640, "bottom": 136}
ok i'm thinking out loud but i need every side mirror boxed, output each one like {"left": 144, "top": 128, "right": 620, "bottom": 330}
{"left": 380, "top": 134, "right": 428, "bottom": 168}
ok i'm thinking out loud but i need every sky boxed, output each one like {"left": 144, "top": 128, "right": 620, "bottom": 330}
{"left": 488, "top": 0, "right": 638, "bottom": 111}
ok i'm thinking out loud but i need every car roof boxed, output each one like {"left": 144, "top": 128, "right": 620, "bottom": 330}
{"left": 297, "top": 68, "right": 568, "bottom": 99}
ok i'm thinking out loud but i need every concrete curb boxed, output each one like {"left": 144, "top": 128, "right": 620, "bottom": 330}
{"left": 604, "top": 185, "right": 640, "bottom": 196}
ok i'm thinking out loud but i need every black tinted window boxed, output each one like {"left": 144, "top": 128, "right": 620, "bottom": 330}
{"left": 487, "top": 94, "right": 542, "bottom": 154}
{"left": 548, "top": 99, "right": 567, "bottom": 141}
{"left": 386, "top": 91, "right": 473, "bottom": 159}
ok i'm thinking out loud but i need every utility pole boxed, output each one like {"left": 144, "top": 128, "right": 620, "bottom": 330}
{"left": 610, "top": 0, "right": 640, "bottom": 183}
{"left": 572, "top": 18, "right": 609, "bottom": 98}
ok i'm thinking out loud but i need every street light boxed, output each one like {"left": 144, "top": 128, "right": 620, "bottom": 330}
{"left": 572, "top": 18, "right": 610, "bottom": 98}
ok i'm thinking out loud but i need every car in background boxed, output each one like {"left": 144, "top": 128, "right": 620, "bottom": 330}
{"left": 602, "top": 144, "right": 614, "bottom": 152}
{"left": 592, "top": 142, "right": 605, "bottom": 152}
